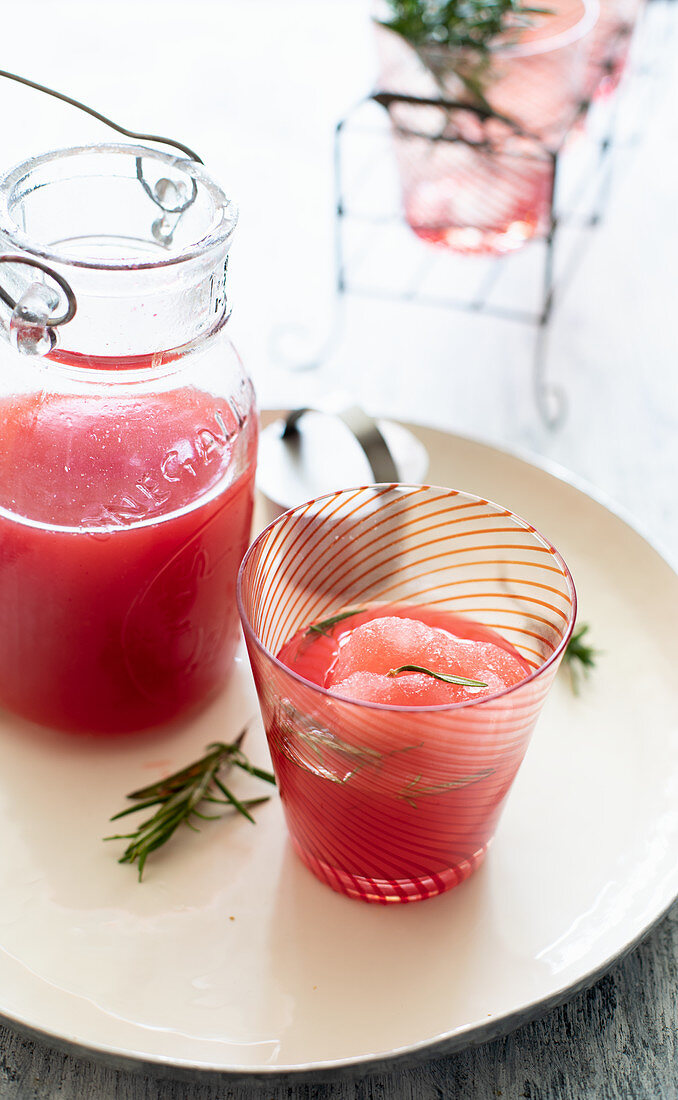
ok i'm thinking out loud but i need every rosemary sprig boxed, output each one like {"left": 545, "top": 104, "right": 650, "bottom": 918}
{"left": 105, "top": 729, "right": 275, "bottom": 880}
{"left": 295, "top": 725, "right": 384, "bottom": 769}
{"left": 562, "top": 623, "right": 598, "bottom": 695}
{"left": 274, "top": 700, "right": 384, "bottom": 784}
{"left": 378, "top": 0, "right": 553, "bottom": 56}
{"left": 273, "top": 699, "right": 417, "bottom": 784}
{"left": 388, "top": 664, "right": 488, "bottom": 688}
{"left": 305, "top": 608, "right": 365, "bottom": 638}
{"left": 398, "top": 767, "right": 495, "bottom": 808}
{"left": 377, "top": 0, "right": 553, "bottom": 110}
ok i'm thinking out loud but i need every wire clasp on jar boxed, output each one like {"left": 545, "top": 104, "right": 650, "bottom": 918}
{"left": 0, "top": 255, "right": 76, "bottom": 356}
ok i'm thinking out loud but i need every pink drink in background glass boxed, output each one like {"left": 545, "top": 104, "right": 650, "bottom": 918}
{"left": 377, "top": 0, "right": 598, "bottom": 253}
{"left": 584, "top": 0, "right": 644, "bottom": 99}
{"left": 239, "top": 485, "right": 576, "bottom": 904}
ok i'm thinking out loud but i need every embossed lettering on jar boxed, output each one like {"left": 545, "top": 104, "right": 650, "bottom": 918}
{"left": 0, "top": 145, "right": 257, "bottom": 733}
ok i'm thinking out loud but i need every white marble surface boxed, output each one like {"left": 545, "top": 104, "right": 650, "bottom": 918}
{"left": 0, "top": 1, "right": 677, "bottom": 1096}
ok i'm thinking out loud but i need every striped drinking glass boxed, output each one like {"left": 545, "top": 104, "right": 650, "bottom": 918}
{"left": 238, "top": 484, "right": 576, "bottom": 904}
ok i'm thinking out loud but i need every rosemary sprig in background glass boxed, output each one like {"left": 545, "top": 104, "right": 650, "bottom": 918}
{"left": 377, "top": 0, "right": 552, "bottom": 55}
{"left": 305, "top": 608, "right": 365, "bottom": 637}
{"left": 377, "top": 0, "right": 553, "bottom": 106}
{"left": 105, "top": 729, "right": 275, "bottom": 880}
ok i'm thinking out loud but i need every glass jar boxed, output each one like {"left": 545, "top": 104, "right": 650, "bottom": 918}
{"left": 0, "top": 144, "right": 258, "bottom": 734}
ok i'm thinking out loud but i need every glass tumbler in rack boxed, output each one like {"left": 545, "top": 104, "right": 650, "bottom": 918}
{"left": 238, "top": 485, "right": 576, "bottom": 904}
{"left": 376, "top": 0, "right": 599, "bottom": 254}
{"left": 0, "top": 144, "right": 257, "bottom": 734}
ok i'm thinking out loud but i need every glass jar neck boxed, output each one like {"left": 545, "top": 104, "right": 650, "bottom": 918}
{"left": 0, "top": 144, "right": 237, "bottom": 358}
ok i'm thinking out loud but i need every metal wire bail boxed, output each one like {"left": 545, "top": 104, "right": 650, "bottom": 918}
{"left": 0, "top": 68, "right": 204, "bottom": 352}
{"left": 0, "top": 255, "right": 77, "bottom": 356}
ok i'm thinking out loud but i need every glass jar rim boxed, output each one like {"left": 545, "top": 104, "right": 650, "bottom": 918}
{"left": 237, "top": 482, "right": 578, "bottom": 715}
{"left": 0, "top": 142, "right": 238, "bottom": 272}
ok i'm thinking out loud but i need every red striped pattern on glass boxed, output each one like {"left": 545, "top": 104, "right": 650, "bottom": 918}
{"left": 238, "top": 485, "right": 576, "bottom": 904}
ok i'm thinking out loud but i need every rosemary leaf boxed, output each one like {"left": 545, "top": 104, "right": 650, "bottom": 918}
{"left": 104, "top": 729, "right": 275, "bottom": 880}
{"left": 387, "top": 664, "right": 488, "bottom": 688}
{"left": 378, "top": 0, "right": 552, "bottom": 56}
{"left": 306, "top": 608, "right": 365, "bottom": 637}
{"left": 398, "top": 766, "right": 495, "bottom": 807}
{"left": 230, "top": 753, "right": 278, "bottom": 784}
{"left": 109, "top": 796, "right": 167, "bottom": 821}
{"left": 562, "top": 623, "right": 599, "bottom": 695}
{"left": 214, "top": 775, "right": 256, "bottom": 824}
{"left": 378, "top": 0, "right": 554, "bottom": 108}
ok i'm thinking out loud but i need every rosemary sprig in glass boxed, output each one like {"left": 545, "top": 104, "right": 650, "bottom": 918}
{"left": 562, "top": 623, "right": 598, "bottom": 695}
{"left": 388, "top": 664, "right": 488, "bottom": 688}
{"left": 377, "top": 0, "right": 553, "bottom": 107}
{"left": 398, "top": 767, "right": 495, "bottom": 808}
{"left": 378, "top": 0, "right": 553, "bottom": 55}
{"left": 305, "top": 608, "right": 365, "bottom": 638}
{"left": 105, "top": 729, "right": 275, "bottom": 880}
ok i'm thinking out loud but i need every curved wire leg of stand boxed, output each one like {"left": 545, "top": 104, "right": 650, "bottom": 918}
{"left": 268, "top": 293, "right": 347, "bottom": 373}
{"left": 534, "top": 321, "right": 567, "bottom": 430}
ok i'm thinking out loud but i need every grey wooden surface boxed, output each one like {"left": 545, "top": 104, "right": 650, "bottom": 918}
{"left": 2, "top": 904, "right": 677, "bottom": 1098}
{"left": 1, "top": 0, "right": 677, "bottom": 1096}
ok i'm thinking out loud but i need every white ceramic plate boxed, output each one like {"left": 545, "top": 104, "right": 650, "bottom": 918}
{"left": 1, "top": 421, "right": 677, "bottom": 1081}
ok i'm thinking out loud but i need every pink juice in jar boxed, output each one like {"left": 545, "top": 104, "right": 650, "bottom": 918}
{"left": 272, "top": 604, "right": 534, "bottom": 902}
{"left": 0, "top": 383, "right": 256, "bottom": 734}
